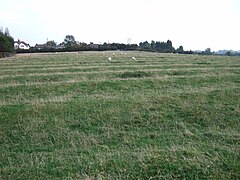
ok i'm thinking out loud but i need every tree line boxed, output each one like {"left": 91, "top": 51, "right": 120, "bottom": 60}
{"left": 0, "top": 29, "right": 200, "bottom": 56}
{"left": 17, "top": 34, "right": 189, "bottom": 54}
{"left": 2, "top": 30, "right": 238, "bottom": 56}
{"left": 139, "top": 40, "right": 185, "bottom": 53}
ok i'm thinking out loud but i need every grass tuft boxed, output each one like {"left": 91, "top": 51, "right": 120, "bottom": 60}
{"left": 120, "top": 71, "right": 152, "bottom": 78}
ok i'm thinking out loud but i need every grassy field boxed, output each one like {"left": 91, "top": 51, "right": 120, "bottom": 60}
{"left": 0, "top": 51, "right": 240, "bottom": 179}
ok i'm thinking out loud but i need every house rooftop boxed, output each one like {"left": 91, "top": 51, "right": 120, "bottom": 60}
{"left": 14, "top": 39, "right": 30, "bottom": 46}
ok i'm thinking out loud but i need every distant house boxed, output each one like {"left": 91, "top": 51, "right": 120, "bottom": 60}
{"left": 34, "top": 44, "right": 46, "bottom": 50}
{"left": 14, "top": 40, "right": 30, "bottom": 50}
{"left": 34, "top": 41, "right": 57, "bottom": 50}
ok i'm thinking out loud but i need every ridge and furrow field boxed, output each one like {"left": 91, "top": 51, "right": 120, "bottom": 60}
{"left": 0, "top": 51, "right": 239, "bottom": 179}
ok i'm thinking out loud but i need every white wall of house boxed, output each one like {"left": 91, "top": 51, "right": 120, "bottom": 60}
{"left": 19, "top": 43, "right": 30, "bottom": 49}
{"left": 14, "top": 42, "right": 30, "bottom": 50}
{"left": 14, "top": 43, "right": 19, "bottom": 50}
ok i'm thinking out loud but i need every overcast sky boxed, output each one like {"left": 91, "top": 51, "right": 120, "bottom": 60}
{"left": 1, "top": 0, "right": 239, "bottom": 51}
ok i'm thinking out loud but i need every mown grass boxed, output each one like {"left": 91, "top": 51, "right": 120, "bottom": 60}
{"left": 0, "top": 51, "right": 240, "bottom": 179}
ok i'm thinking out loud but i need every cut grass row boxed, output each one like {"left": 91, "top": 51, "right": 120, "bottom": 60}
{"left": 1, "top": 64, "right": 240, "bottom": 76}
{"left": 0, "top": 70, "right": 239, "bottom": 87}
{"left": 0, "top": 73, "right": 239, "bottom": 100}
{"left": 1, "top": 52, "right": 239, "bottom": 66}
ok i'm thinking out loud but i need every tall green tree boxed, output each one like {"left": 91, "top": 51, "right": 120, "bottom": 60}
{"left": 166, "top": 40, "right": 175, "bottom": 53}
{"left": 226, "top": 51, "right": 231, "bottom": 56}
{"left": 151, "top": 40, "right": 156, "bottom": 51}
{"left": 176, "top": 46, "right": 184, "bottom": 53}
{"left": 64, "top": 35, "right": 76, "bottom": 48}
{"left": 204, "top": 48, "right": 212, "bottom": 55}
{"left": 0, "top": 27, "right": 14, "bottom": 53}
{"left": 4, "top": 28, "right": 10, "bottom": 37}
